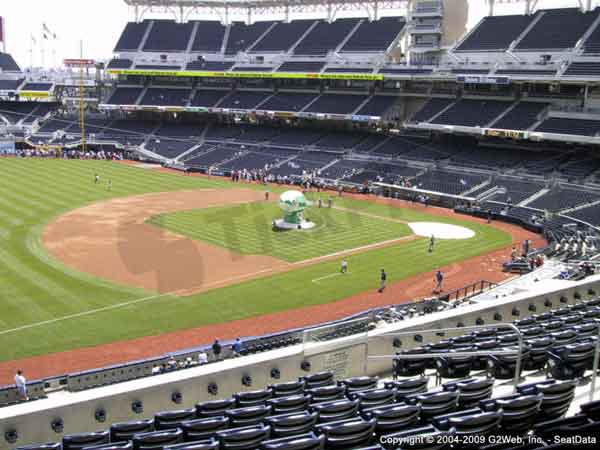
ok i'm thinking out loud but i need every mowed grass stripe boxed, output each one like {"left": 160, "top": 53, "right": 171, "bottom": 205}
{"left": 0, "top": 158, "right": 510, "bottom": 361}
{"left": 149, "top": 202, "right": 412, "bottom": 262}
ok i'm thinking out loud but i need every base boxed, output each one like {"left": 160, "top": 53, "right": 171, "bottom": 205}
{"left": 273, "top": 219, "right": 316, "bottom": 230}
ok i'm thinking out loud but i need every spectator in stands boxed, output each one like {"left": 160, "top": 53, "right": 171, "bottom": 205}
{"left": 198, "top": 350, "right": 208, "bottom": 365}
{"left": 233, "top": 338, "right": 242, "bottom": 356}
{"left": 378, "top": 269, "right": 387, "bottom": 293}
{"left": 212, "top": 339, "right": 222, "bottom": 361}
{"left": 14, "top": 370, "right": 28, "bottom": 401}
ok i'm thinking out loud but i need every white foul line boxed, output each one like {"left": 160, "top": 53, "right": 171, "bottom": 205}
{"left": 312, "top": 272, "right": 351, "bottom": 284}
{"left": 0, "top": 269, "right": 274, "bottom": 337}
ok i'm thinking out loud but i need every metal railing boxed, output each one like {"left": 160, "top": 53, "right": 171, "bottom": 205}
{"left": 367, "top": 323, "right": 524, "bottom": 392}
{"left": 438, "top": 280, "right": 498, "bottom": 303}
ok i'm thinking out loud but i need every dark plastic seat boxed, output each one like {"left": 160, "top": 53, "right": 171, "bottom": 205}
{"left": 340, "top": 376, "right": 378, "bottom": 393}
{"left": 303, "top": 372, "right": 334, "bottom": 389}
{"left": 163, "top": 440, "right": 218, "bottom": 450}
{"left": 227, "top": 404, "right": 273, "bottom": 427}
{"left": 379, "top": 425, "right": 450, "bottom": 450}
{"left": 306, "top": 385, "right": 346, "bottom": 403}
{"left": 196, "top": 398, "right": 237, "bottom": 418}
{"left": 551, "top": 329, "right": 578, "bottom": 346}
{"left": 547, "top": 342, "right": 594, "bottom": 379}
{"left": 216, "top": 424, "right": 271, "bottom": 450}
{"left": 524, "top": 337, "right": 554, "bottom": 371}
{"left": 132, "top": 429, "right": 184, "bottom": 450}
{"left": 435, "top": 352, "right": 473, "bottom": 383}
{"left": 352, "top": 388, "right": 396, "bottom": 410}
{"left": 393, "top": 348, "right": 428, "bottom": 378}
{"left": 268, "top": 394, "right": 311, "bottom": 415}
{"left": 480, "top": 393, "right": 543, "bottom": 434}
{"left": 181, "top": 416, "right": 229, "bottom": 441}
{"left": 83, "top": 443, "right": 133, "bottom": 450}
{"left": 270, "top": 380, "right": 305, "bottom": 398}
{"left": 319, "top": 418, "right": 376, "bottom": 449}
{"left": 406, "top": 390, "right": 458, "bottom": 423}
{"left": 312, "top": 399, "right": 360, "bottom": 423}
{"left": 154, "top": 408, "right": 196, "bottom": 430}
{"left": 486, "top": 347, "right": 528, "bottom": 380}
{"left": 110, "top": 419, "right": 154, "bottom": 442}
{"left": 517, "top": 379, "right": 576, "bottom": 421}
{"left": 362, "top": 403, "right": 420, "bottom": 434}
{"left": 443, "top": 377, "right": 494, "bottom": 408}
{"left": 16, "top": 445, "right": 61, "bottom": 450}
{"left": 383, "top": 377, "right": 428, "bottom": 400}
{"left": 533, "top": 415, "right": 600, "bottom": 441}
{"left": 265, "top": 411, "right": 318, "bottom": 438}
{"left": 580, "top": 399, "right": 600, "bottom": 421}
{"left": 63, "top": 432, "right": 110, "bottom": 450}
{"left": 236, "top": 389, "right": 273, "bottom": 407}
{"left": 449, "top": 411, "right": 502, "bottom": 437}
{"left": 472, "top": 341, "right": 498, "bottom": 371}
{"left": 260, "top": 432, "right": 325, "bottom": 450}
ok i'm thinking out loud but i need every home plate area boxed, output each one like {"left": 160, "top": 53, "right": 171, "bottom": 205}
{"left": 408, "top": 222, "right": 475, "bottom": 240}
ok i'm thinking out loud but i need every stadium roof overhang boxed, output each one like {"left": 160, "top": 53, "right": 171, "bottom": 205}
{"left": 124, "top": 0, "right": 410, "bottom": 22}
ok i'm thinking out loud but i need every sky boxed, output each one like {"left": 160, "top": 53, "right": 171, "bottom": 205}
{"left": 0, "top": 0, "right": 593, "bottom": 69}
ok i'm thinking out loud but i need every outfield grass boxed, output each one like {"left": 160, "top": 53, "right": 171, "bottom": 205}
{"left": 147, "top": 202, "right": 412, "bottom": 262}
{"left": 0, "top": 158, "right": 511, "bottom": 362}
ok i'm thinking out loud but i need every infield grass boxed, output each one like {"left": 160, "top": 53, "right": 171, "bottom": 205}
{"left": 147, "top": 202, "right": 412, "bottom": 262}
{"left": 0, "top": 158, "right": 511, "bottom": 362}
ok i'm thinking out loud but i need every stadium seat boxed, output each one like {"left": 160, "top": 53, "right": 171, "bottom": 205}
{"left": 163, "top": 440, "right": 219, "bottom": 450}
{"left": 180, "top": 416, "right": 230, "bottom": 441}
{"left": 63, "top": 432, "right": 109, "bottom": 450}
{"left": 340, "top": 376, "right": 378, "bottom": 393}
{"left": 271, "top": 380, "right": 306, "bottom": 397}
{"left": 318, "top": 417, "right": 377, "bottom": 449}
{"left": 383, "top": 377, "right": 428, "bottom": 399}
{"left": 547, "top": 342, "right": 595, "bottom": 379}
{"left": 362, "top": 403, "right": 420, "bottom": 434}
{"left": 196, "top": 398, "right": 237, "bottom": 418}
{"left": 154, "top": 408, "right": 196, "bottom": 430}
{"left": 83, "top": 443, "right": 133, "bottom": 450}
{"left": 260, "top": 433, "right": 325, "bottom": 450}
{"left": 311, "top": 399, "right": 360, "bottom": 423}
{"left": 352, "top": 388, "right": 397, "bottom": 410}
{"left": 306, "top": 385, "right": 347, "bottom": 403}
{"left": 580, "top": 399, "right": 600, "bottom": 421}
{"left": 406, "top": 390, "right": 459, "bottom": 423}
{"left": 236, "top": 389, "right": 274, "bottom": 407}
{"left": 226, "top": 404, "right": 273, "bottom": 427}
{"left": 265, "top": 411, "right": 319, "bottom": 437}
{"left": 132, "top": 429, "right": 184, "bottom": 450}
{"left": 216, "top": 424, "right": 271, "bottom": 450}
{"left": 435, "top": 352, "right": 473, "bottom": 383}
{"left": 443, "top": 377, "right": 494, "bottom": 408}
{"left": 480, "top": 393, "right": 543, "bottom": 434}
{"left": 109, "top": 419, "right": 154, "bottom": 442}
{"left": 303, "top": 372, "right": 334, "bottom": 389}
{"left": 517, "top": 380, "right": 576, "bottom": 421}
{"left": 16, "top": 444, "right": 62, "bottom": 450}
{"left": 379, "top": 425, "right": 450, "bottom": 450}
{"left": 533, "top": 414, "right": 600, "bottom": 441}
{"left": 268, "top": 394, "right": 312, "bottom": 415}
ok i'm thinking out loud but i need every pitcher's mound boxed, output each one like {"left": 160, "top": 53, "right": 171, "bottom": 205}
{"left": 408, "top": 222, "right": 475, "bottom": 240}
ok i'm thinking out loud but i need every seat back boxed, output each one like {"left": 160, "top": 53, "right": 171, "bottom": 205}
{"left": 260, "top": 432, "right": 325, "bottom": 450}
{"left": 154, "top": 408, "right": 196, "bottom": 430}
{"left": 303, "top": 372, "right": 334, "bottom": 389}
{"left": 164, "top": 440, "right": 219, "bottom": 450}
{"left": 340, "top": 376, "right": 378, "bottom": 393}
{"left": 196, "top": 398, "right": 237, "bottom": 418}
{"left": 63, "top": 431, "right": 110, "bottom": 450}
{"left": 268, "top": 394, "right": 312, "bottom": 415}
{"left": 270, "top": 381, "right": 306, "bottom": 398}
{"left": 132, "top": 429, "right": 184, "bottom": 450}
{"left": 216, "top": 424, "right": 271, "bottom": 450}
{"left": 265, "top": 411, "right": 319, "bottom": 438}
{"left": 306, "top": 385, "right": 346, "bottom": 403}
{"left": 236, "top": 388, "right": 273, "bottom": 407}
{"left": 109, "top": 419, "right": 154, "bottom": 442}
{"left": 312, "top": 399, "right": 359, "bottom": 423}
{"left": 363, "top": 404, "right": 420, "bottom": 434}
{"left": 320, "top": 418, "right": 376, "bottom": 449}
{"left": 181, "top": 416, "right": 230, "bottom": 441}
{"left": 227, "top": 404, "right": 273, "bottom": 427}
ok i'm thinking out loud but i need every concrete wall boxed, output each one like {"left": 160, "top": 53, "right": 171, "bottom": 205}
{"left": 442, "top": 0, "right": 469, "bottom": 47}
{"left": 2, "top": 274, "right": 600, "bottom": 449}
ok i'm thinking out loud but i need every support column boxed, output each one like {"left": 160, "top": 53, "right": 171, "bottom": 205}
{"left": 488, "top": 0, "right": 495, "bottom": 17}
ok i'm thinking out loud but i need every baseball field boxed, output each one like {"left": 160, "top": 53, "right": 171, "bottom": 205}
{"left": 0, "top": 157, "right": 521, "bottom": 376}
